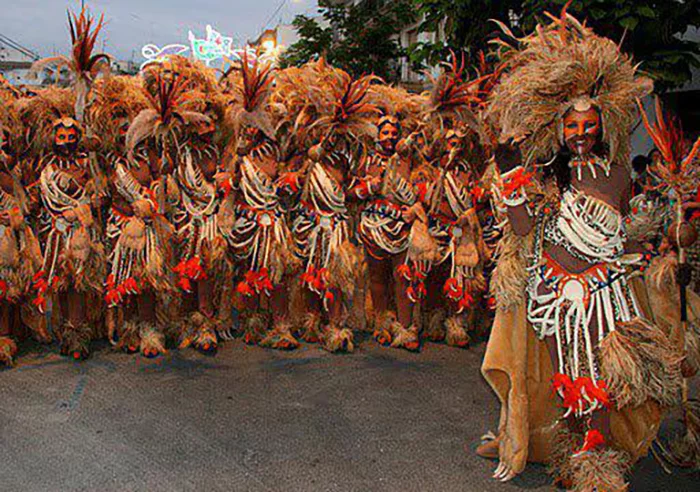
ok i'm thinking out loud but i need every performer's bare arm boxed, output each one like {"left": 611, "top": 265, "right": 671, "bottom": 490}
{"left": 495, "top": 143, "right": 534, "bottom": 237}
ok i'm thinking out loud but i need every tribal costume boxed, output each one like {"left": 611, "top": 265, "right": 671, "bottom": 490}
{"left": 414, "top": 59, "right": 492, "bottom": 348}
{"left": 150, "top": 65, "right": 233, "bottom": 354}
{"left": 352, "top": 84, "right": 426, "bottom": 351}
{"left": 285, "top": 65, "right": 376, "bottom": 352}
{"left": 224, "top": 56, "right": 299, "bottom": 349}
{"left": 479, "top": 10, "right": 687, "bottom": 488}
{"left": 33, "top": 115, "right": 106, "bottom": 359}
{"left": 0, "top": 85, "right": 43, "bottom": 366}
{"left": 89, "top": 75, "right": 175, "bottom": 357}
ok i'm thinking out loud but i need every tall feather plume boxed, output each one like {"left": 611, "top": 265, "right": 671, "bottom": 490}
{"left": 126, "top": 71, "right": 206, "bottom": 158}
{"left": 637, "top": 97, "right": 700, "bottom": 197}
{"left": 224, "top": 52, "right": 277, "bottom": 142}
{"left": 240, "top": 51, "right": 274, "bottom": 113}
{"left": 29, "top": 7, "right": 110, "bottom": 123}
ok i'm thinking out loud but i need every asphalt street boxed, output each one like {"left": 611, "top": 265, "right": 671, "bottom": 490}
{"left": 0, "top": 335, "right": 698, "bottom": 491}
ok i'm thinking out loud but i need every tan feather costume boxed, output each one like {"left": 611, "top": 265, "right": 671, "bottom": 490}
{"left": 89, "top": 75, "right": 175, "bottom": 356}
{"left": 0, "top": 83, "right": 44, "bottom": 365}
{"left": 480, "top": 10, "right": 689, "bottom": 489}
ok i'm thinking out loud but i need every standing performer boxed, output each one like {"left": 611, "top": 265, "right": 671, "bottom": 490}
{"left": 352, "top": 84, "right": 426, "bottom": 351}
{"left": 89, "top": 75, "right": 175, "bottom": 357}
{"left": 0, "top": 85, "right": 43, "bottom": 366}
{"left": 416, "top": 60, "right": 491, "bottom": 348}
{"left": 479, "top": 10, "right": 684, "bottom": 489}
{"left": 167, "top": 72, "right": 231, "bottom": 354}
{"left": 289, "top": 68, "right": 377, "bottom": 352}
{"left": 220, "top": 57, "right": 300, "bottom": 349}
{"left": 28, "top": 92, "right": 106, "bottom": 359}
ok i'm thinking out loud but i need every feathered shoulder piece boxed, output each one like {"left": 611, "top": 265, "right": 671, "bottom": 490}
{"left": 86, "top": 76, "right": 148, "bottom": 152}
{"left": 226, "top": 53, "right": 276, "bottom": 140}
{"left": 15, "top": 87, "right": 76, "bottom": 155}
{"left": 486, "top": 5, "right": 652, "bottom": 167}
{"left": 638, "top": 97, "right": 700, "bottom": 196}
{"left": 125, "top": 72, "right": 209, "bottom": 158}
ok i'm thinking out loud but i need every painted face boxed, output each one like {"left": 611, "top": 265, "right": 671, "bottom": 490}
{"left": 377, "top": 122, "right": 399, "bottom": 154}
{"left": 53, "top": 124, "right": 80, "bottom": 156}
{"left": 563, "top": 108, "right": 601, "bottom": 156}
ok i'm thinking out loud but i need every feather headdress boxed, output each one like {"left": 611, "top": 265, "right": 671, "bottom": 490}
{"left": 225, "top": 53, "right": 277, "bottom": 141}
{"left": 125, "top": 72, "right": 209, "bottom": 159}
{"left": 29, "top": 7, "right": 110, "bottom": 122}
{"left": 486, "top": 6, "right": 653, "bottom": 167}
{"left": 308, "top": 68, "right": 381, "bottom": 146}
{"left": 425, "top": 52, "right": 486, "bottom": 135}
{"left": 15, "top": 87, "right": 76, "bottom": 155}
{"left": 368, "top": 83, "right": 424, "bottom": 135}
{"left": 638, "top": 97, "right": 700, "bottom": 197}
{"left": 86, "top": 76, "right": 148, "bottom": 152}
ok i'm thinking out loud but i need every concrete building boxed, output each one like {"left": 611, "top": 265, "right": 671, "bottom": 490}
{"left": 0, "top": 33, "right": 39, "bottom": 86}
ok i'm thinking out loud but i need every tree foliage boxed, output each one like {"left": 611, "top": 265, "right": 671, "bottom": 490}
{"left": 409, "top": 0, "right": 700, "bottom": 91}
{"left": 279, "top": 0, "right": 416, "bottom": 82}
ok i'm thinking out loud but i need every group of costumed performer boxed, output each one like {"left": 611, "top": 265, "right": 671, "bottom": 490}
{"left": 0, "top": 7, "right": 499, "bottom": 364}
{"left": 477, "top": 7, "right": 700, "bottom": 490}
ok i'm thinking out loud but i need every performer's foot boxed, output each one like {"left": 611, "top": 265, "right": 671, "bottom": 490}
{"left": 260, "top": 321, "right": 300, "bottom": 351}
{"left": 445, "top": 316, "right": 470, "bottom": 349}
{"left": 140, "top": 325, "right": 166, "bottom": 358}
{"left": 389, "top": 323, "right": 420, "bottom": 352}
{"left": 373, "top": 329, "right": 392, "bottom": 346}
{"left": 423, "top": 309, "right": 446, "bottom": 342}
{"left": 476, "top": 439, "right": 499, "bottom": 459}
{"left": 321, "top": 323, "right": 354, "bottom": 353}
{"left": 301, "top": 312, "right": 322, "bottom": 344}
{"left": 0, "top": 336, "right": 18, "bottom": 366}
{"left": 116, "top": 320, "right": 141, "bottom": 354}
{"left": 59, "top": 323, "right": 91, "bottom": 360}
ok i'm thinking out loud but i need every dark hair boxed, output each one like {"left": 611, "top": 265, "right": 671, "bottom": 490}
{"left": 632, "top": 155, "right": 650, "bottom": 174}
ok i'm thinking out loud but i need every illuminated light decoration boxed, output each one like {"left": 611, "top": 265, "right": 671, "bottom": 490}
{"left": 188, "top": 25, "right": 233, "bottom": 66}
{"left": 140, "top": 43, "right": 189, "bottom": 70}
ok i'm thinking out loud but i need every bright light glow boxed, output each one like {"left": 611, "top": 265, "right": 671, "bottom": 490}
{"left": 188, "top": 25, "right": 233, "bottom": 66}
{"left": 262, "top": 39, "right": 276, "bottom": 52}
{"left": 140, "top": 43, "right": 189, "bottom": 70}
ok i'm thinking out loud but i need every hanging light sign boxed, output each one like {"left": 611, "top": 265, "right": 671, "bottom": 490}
{"left": 140, "top": 24, "right": 278, "bottom": 70}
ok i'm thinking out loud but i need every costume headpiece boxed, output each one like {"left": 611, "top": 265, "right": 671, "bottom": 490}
{"left": 29, "top": 7, "right": 110, "bottom": 121}
{"left": 225, "top": 52, "right": 276, "bottom": 141}
{"left": 368, "top": 84, "right": 423, "bottom": 135}
{"left": 125, "top": 71, "right": 209, "bottom": 158}
{"left": 15, "top": 87, "right": 76, "bottom": 155}
{"left": 487, "top": 6, "right": 653, "bottom": 167}
{"left": 307, "top": 67, "right": 381, "bottom": 146}
{"left": 86, "top": 76, "right": 148, "bottom": 152}
{"left": 425, "top": 52, "right": 485, "bottom": 135}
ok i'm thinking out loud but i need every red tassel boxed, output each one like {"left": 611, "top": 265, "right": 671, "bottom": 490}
{"left": 396, "top": 263, "right": 412, "bottom": 281}
{"left": 236, "top": 280, "right": 254, "bottom": 297}
{"left": 177, "top": 277, "right": 192, "bottom": 292}
{"left": 575, "top": 429, "right": 606, "bottom": 455}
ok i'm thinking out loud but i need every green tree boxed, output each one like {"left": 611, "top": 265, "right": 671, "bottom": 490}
{"left": 407, "top": 0, "right": 519, "bottom": 70}
{"left": 409, "top": 0, "right": 700, "bottom": 91}
{"left": 279, "top": 0, "right": 417, "bottom": 81}
{"left": 522, "top": 0, "right": 700, "bottom": 91}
